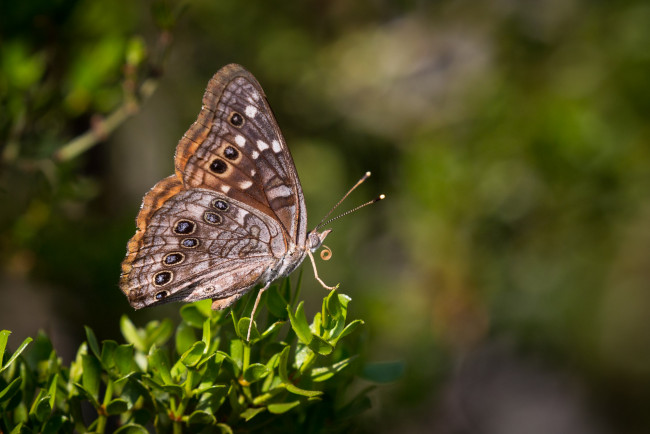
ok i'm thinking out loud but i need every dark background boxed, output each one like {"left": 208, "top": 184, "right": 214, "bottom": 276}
{"left": 2, "top": 1, "right": 650, "bottom": 432}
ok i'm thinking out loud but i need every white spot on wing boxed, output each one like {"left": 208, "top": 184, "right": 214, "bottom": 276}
{"left": 269, "top": 184, "right": 292, "bottom": 198}
{"left": 235, "top": 135, "right": 246, "bottom": 146}
{"left": 251, "top": 91, "right": 260, "bottom": 101}
{"left": 250, "top": 169, "right": 256, "bottom": 176}
{"left": 239, "top": 180, "right": 253, "bottom": 189}
{"left": 251, "top": 150, "right": 259, "bottom": 159}
{"left": 272, "top": 140, "right": 282, "bottom": 153}
{"left": 257, "top": 140, "right": 269, "bottom": 151}
{"left": 245, "top": 105, "right": 258, "bottom": 118}
{"left": 220, "top": 185, "right": 231, "bottom": 193}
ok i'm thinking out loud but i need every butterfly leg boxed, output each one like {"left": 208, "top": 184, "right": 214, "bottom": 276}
{"left": 247, "top": 281, "right": 271, "bottom": 341}
{"left": 307, "top": 250, "right": 339, "bottom": 291}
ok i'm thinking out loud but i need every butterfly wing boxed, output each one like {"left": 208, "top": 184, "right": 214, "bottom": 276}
{"left": 120, "top": 176, "right": 286, "bottom": 309}
{"left": 174, "top": 64, "right": 308, "bottom": 248}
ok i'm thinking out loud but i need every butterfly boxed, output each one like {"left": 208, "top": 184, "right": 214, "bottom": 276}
{"left": 119, "top": 64, "right": 382, "bottom": 339}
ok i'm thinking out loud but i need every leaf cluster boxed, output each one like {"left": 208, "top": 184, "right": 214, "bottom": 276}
{"left": 0, "top": 279, "right": 397, "bottom": 433}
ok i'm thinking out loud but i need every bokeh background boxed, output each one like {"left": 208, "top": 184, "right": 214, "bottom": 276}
{"left": 2, "top": 0, "right": 650, "bottom": 432}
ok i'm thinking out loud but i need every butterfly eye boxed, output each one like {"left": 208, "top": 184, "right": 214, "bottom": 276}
{"left": 213, "top": 199, "right": 229, "bottom": 211}
{"left": 223, "top": 145, "right": 239, "bottom": 160}
{"left": 209, "top": 158, "right": 228, "bottom": 174}
{"left": 204, "top": 211, "right": 222, "bottom": 225}
{"left": 174, "top": 220, "right": 196, "bottom": 235}
{"left": 229, "top": 112, "right": 244, "bottom": 127}
{"left": 181, "top": 238, "right": 199, "bottom": 248}
{"left": 153, "top": 271, "right": 173, "bottom": 287}
{"left": 155, "top": 291, "right": 168, "bottom": 300}
{"left": 163, "top": 252, "right": 185, "bottom": 265}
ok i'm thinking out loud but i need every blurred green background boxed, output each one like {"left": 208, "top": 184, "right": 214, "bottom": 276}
{"left": 2, "top": 0, "right": 650, "bottom": 432}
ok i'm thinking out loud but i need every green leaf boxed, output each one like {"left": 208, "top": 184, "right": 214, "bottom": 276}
{"left": 149, "top": 347, "right": 173, "bottom": 384}
{"left": 187, "top": 409, "right": 216, "bottom": 424}
{"left": 0, "top": 330, "right": 10, "bottom": 366}
{"left": 318, "top": 354, "right": 352, "bottom": 381}
{"left": 217, "top": 423, "right": 234, "bottom": 434}
{"left": 308, "top": 334, "right": 333, "bottom": 356}
{"left": 333, "top": 319, "right": 364, "bottom": 343}
{"left": 202, "top": 318, "right": 212, "bottom": 349}
{"left": 241, "top": 406, "right": 265, "bottom": 421}
{"left": 120, "top": 377, "right": 146, "bottom": 408}
{"left": 175, "top": 322, "right": 196, "bottom": 356}
{"left": 243, "top": 363, "right": 270, "bottom": 383}
{"left": 288, "top": 302, "right": 312, "bottom": 344}
{"left": 41, "top": 413, "right": 66, "bottom": 434}
{"left": 114, "top": 423, "right": 149, "bottom": 434}
{"left": 229, "top": 339, "right": 244, "bottom": 370}
{"left": 9, "top": 423, "right": 23, "bottom": 434}
{"left": 31, "top": 393, "right": 52, "bottom": 422}
{"left": 73, "top": 382, "right": 101, "bottom": 408}
{"left": 197, "top": 354, "right": 224, "bottom": 390}
{"left": 85, "top": 325, "right": 101, "bottom": 359}
{"left": 311, "top": 356, "right": 357, "bottom": 382}
{"left": 285, "top": 383, "right": 323, "bottom": 398}
{"left": 101, "top": 340, "right": 118, "bottom": 370}
{"left": 106, "top": 398, "right": 129, "bottom": 414}
{"left": 48, "top": 373, "right": 58, "bottom": 407}
{"left": 82, "top": 354, "right": 102, "bottom": 399}
{"left": 120, "top": 316, "right": 145, "bottom": 352}
{"left": 0, "top": 336, "right": 32, "bottom": 374}
{"left": 141, "top": 376, "right": 183, "bottom": 397}
{"left": 260, "top": 321, "right": 285, "bottom": 340}
{"left": 267, "top": 400, "right": 300, "bottom": 414}
{"left": 277, "top": 346, "right": 291, "bottom": 382}
{"left": 0, "top": 377, "right": 22, "bottom": 403}
{"left": 179, "top": 341, "right": 206, "bottom": 367}
{"left": 146, "top": 319, "right": 174, "bottom": 348}
{"left": 114, "top": 344, "right": 134, "bottom": 376}
{"left": 236, "top": 317, "right": 259, "bottom": 341}
{"left": 217, "top": 351, "right": 240, "bottom": 377}
{"left": 361, "top": 361, "right": 405, "bottom": 383}
{"left": 180, "top": 304, "right": 208, "bottom": 328}
{"left": 322, "top": 289, "right": 342, "bottom": 332}
{"left": 294, "top": 343, "right": 312, "bottom": 371}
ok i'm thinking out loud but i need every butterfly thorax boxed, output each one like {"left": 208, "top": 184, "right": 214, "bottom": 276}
{"left": 261, "top": 229, "right": 330, "bottom": 285}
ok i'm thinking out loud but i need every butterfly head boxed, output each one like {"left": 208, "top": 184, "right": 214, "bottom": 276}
{"left": 307, "top": 229, "right": 332, "bottom": 253}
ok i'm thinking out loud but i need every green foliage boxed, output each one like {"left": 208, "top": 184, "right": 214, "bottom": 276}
{"left": 0, "top": 279, "right": 393, "bottom": 433}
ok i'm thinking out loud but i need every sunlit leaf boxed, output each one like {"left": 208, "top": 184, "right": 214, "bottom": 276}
{"left": 288, "top": 302, "right": 312, "bottom": 344}
{"left": 84, "top": 326, "right": 101, "bottom": 360}
{"left": 241, "top": 406, "right": 265, "bottom": 421}
{"left": 179, "top": 341, "right": 206, "bottom": 367}
{"left": 120, "top": 316, "right": 144, "bottom": 352}
{"left": 243, "top": 363, "right": 270, "bottom": 383}
{"left": 267, "top": 400, "right": 300, "bottom": 414}
{"left": 0, "top": 336, "right": 32, "bottom": 374}
{"left": 311, "top": 356, "right": 357, "bottom": 382}
{"left": 180, "top": 304, "right": 207, "bottom": 328}
{"left": 82, "top": 354, "right": 102, "bottom": 400}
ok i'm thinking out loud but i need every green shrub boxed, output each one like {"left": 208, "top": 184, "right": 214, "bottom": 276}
{"left": 0, "top": 279, "right": 398, "bottom": 433}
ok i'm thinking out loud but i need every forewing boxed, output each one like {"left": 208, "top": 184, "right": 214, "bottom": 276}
{"left": 174, "top": 64, "right": 307, "bottom": 246}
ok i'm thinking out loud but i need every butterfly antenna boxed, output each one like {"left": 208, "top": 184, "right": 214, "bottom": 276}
{"left": 315, "top": 171, "right": 373, "bottom": 230}
{"left": 317, "top": 194, "right": 385, "bottom": 229}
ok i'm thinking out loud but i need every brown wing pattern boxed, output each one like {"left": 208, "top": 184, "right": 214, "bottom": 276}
{"left": 120, "top": 188, "right": 286, "bottom": 308}
{"left": 174, "top": 64, "right": 307, "bottom": 246}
